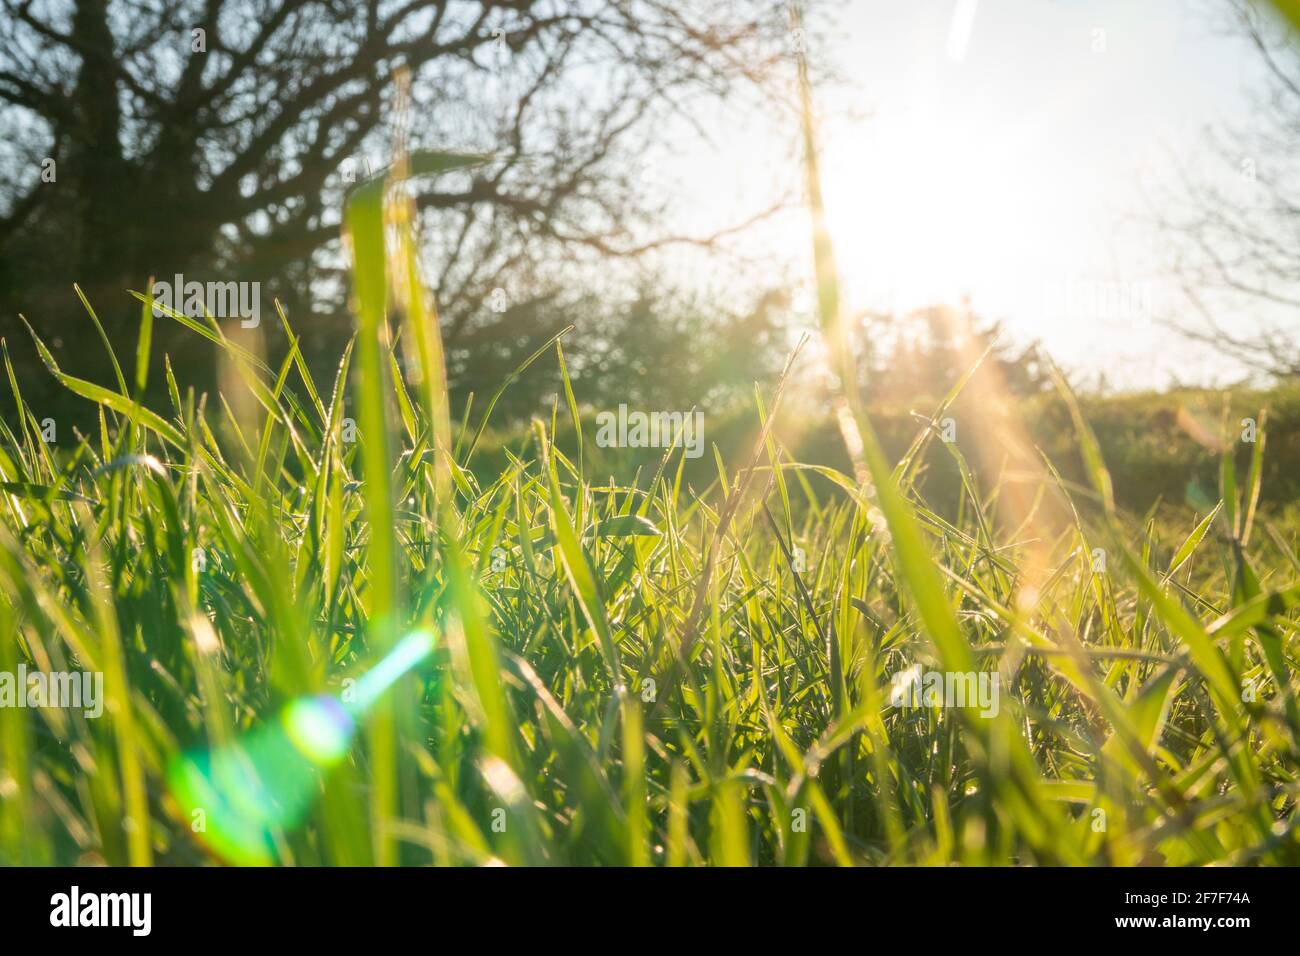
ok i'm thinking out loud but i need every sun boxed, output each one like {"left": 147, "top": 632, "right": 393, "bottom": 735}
{"left": 817, "top": 74, "right": 1094, "bottom": 331}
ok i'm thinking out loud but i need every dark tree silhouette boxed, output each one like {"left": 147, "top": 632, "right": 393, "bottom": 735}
{"left": 0, "top": 0, "right": 794, "bottom": 406}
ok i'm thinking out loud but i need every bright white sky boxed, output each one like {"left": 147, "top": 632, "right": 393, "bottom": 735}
{"left": 664, "top": 0, "right": 1281, "bottom": 389}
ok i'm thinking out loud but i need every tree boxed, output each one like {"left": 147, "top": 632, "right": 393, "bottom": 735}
{"left": 445, "top": 283, "right": 789, "bottom": 429}
{"left": 0, "top": 0, "right": 793, "bottom": 408}
{"left": 1154, "top": 0, "right": 1300, "bottom": 378}
{"left": 857, "top": 303, "right": 1048, "bottom": 406}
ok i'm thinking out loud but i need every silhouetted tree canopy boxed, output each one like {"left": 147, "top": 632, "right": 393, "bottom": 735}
{"left": 0, "top": 0, "right": 794, "bottom": 410}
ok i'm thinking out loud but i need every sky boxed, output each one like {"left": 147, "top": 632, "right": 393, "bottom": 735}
{"left": 665, "top": 0, "right": 1284, "bottom": 390}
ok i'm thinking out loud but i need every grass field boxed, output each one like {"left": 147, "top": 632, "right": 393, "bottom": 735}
{"left": 3, "top": 287, "right": 1300, "bottom": 865}
{"left": 3, "top": 136, "right": 1300, "bottom": 866}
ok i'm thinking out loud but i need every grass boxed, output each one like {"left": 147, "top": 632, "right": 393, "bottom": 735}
{"left": 2, "top": 140, "right": 1300, "bottom": 866}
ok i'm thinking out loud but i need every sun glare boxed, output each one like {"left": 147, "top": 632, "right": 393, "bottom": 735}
{"left": 820, "top": 92, "right": 1093, "bottom": 328}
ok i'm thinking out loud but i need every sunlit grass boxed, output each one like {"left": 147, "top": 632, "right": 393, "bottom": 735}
{"left": 1, "top": 130, "right": 1298, "bottom": 866}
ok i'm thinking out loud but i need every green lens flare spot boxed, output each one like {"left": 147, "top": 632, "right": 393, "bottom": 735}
{"left": 284, "top": 695, "right": 355, "bottom": 765}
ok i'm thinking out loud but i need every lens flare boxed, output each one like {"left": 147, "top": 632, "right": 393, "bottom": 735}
{"left": 284, "top": 694, "right": 355, "bottom": 765}
{"left": 167, "top": 628, "right": 436, "bottom": 864}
